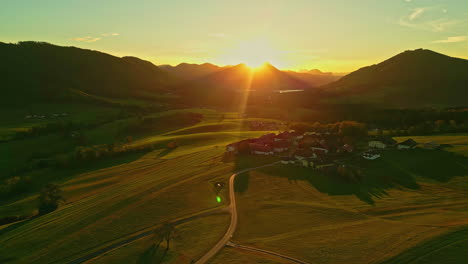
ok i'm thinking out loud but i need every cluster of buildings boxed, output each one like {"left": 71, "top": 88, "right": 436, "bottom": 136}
{"left": 227, "top": 131, "right": 437, "bottom": 164}
{"left": 362, "top": 136, "right": 433, "bottom": 160}
{"left": 226, "top": 131, "right": 354, "bottom": 171}
{"left": 24, "top": 113, "right": 69, "bottom": 119}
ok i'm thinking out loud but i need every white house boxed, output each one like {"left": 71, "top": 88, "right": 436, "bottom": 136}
{"left": 397, "top": 139, "right": 418, "bottom": 150}
{"left": 363, "top": 151, "right": 381, "bottom": 160}
{"left": 368, "top": 141, "right": 386, "bottom": 149}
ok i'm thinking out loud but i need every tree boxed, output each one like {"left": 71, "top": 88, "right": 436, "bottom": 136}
{"left": 38, "top": 184, "right": 64, "bottom": 215}
{"left": 158, "top": 222, "right": 175, "bottom": 263}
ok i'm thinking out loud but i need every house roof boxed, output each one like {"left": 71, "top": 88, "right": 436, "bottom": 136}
{"left": 343, "top": 144, "right": 354, "bottom": 151}
{"left": 249, "top": 143, "right": 272, "bottom": 152}
{"left": 371, "top": 136, "right": 397, "bottom": 145}
{"left": 295, "top": 149, "right": 314, "bottom": 157}
{"left": 399, "top": 138, "right": 418, "bottom": 147}
{"left": 272, "top": 140, "right": 289, "bottom": 148}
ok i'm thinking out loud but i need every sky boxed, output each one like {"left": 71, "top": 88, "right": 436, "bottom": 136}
{"left": 1, "top": 0, "right": 467, "bottom": 72}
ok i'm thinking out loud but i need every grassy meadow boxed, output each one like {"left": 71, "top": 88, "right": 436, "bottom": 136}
{"left": 212, "top": 147, "right": 468, "bottom": 264}
{"left": 1, "top": 105, "right": 467, "bottom": 264}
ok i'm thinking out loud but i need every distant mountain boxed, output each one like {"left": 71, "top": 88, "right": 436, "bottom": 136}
{"left": 174, "top": 63, "right": 312, "bottom": 107}
{"left": 321, "top": 49, "right": 468, "bottom": 108}
{"left": 159, "top": 63, "right": 227, "bottom": 80}
{"left": 285, "top": 69, "right": 343, "bottom": 86}
{"left": 0, "top": 41, "right": 177, "bottom": 105}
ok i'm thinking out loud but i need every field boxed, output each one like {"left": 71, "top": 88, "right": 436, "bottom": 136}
{"left": 395, "top": 134, "right": 468, "bottom": 156}
{"left": 1, "top": 107, "right": 467, "bottom": 264}
{"left": 0, "top": 107, "right": 279, "bottom": 263}
{"left": 210, "top": 147, "right": 468, "bottom": 264}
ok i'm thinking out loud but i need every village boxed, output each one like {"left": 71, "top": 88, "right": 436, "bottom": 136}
{"left": 226, "top": 130, "right": 438, "bottom": 173}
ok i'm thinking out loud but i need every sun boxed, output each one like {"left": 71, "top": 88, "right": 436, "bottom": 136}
{"left": 217, "top": 39, "right": 283, "bottom": 68}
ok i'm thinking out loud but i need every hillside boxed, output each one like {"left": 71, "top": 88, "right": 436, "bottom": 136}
{"left": 285, "top": 69, "right": 343, "bottom": 86}
{"left": 321, "top": 49, "right": 468, "bottom": 108}
{"left": 159, "top": 63, "right": 227, "bottom": 80}
{"left": 175, "top": 63, "right": 312, "bottom": 108}
{"left": 0, "top": 41, "right": 177, "bottom": 105}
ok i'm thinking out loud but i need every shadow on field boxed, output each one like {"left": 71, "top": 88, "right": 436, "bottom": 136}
{"left": 229, "top": 149, "right": 468, "bottom": 205}
{"left": 158, "top": 147, "right": 176, "bottom": 158}
{"left": 0, "top": 151, "right": 149, "bottom": 210}
{"left": 379, "top": 226, "right": 468, "bottom": 264}
{"left": 230, "top": 154, "right": 279, "bottom": 195}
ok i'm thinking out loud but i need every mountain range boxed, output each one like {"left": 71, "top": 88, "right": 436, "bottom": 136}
{"left": 1, "top": 41, "right": 467, "bottom": 109}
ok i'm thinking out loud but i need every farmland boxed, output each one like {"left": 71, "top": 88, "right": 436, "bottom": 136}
{"left": 1, "top": 108, "right": 467, "bottom": 264}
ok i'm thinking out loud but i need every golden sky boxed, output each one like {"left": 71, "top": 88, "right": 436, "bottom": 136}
{"left": 1, "top": 0, "right": 468, "bottom": 72}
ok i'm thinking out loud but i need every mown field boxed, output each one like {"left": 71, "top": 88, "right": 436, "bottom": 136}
{"left": 395, "top": 134, "right": 468, "bottom": 157}
{"left": 0, "top": 107, "right": 279, "bottom": 264}
{"left": 1, "top": 107, "right": 467, "bottom": 264}
{"left": 211, "top": 146, "right": 468, "bottom": 264}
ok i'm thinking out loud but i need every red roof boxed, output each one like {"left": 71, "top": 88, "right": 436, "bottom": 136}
{"left": 343, "top": 144, "right": 354, "bottom": 151}
{"left": 272, "top": 140, "right": 289, "bottom": 148}
{"left": 295, "top": 149, "right": 314, "bottom": 157}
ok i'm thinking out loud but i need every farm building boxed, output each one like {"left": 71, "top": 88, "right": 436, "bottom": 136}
{"left": 249, "top": 143, "right": 274, "bottom": 155}
{"left": 342, "top": 144, "right": 354, "bottom": 153}
{"left": 294, "top": 149, "right": 316, "bottom": 160}
{"left": 369, "top": 137, "right": 397, "bottom": 149}
{"left": 362, "top": 150, "right": 381, "bottom": 160}
{"left": 281, "top": 156, "right": 295, "bottom": 164}
{"left": 423, "top": 141, "right": 440, "bottom": 150}
{"left": 368, "top": 140, "right": 387, "bottom": 149}
{"left": 397, "top": 139, "right": 418, "bottom": 150}
{"left": 272, "top": 140, "right": 289, "bottom": 153}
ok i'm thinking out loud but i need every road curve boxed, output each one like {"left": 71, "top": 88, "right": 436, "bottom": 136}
{"left": 195, "top": 162, "right": 280, "bottom": 264}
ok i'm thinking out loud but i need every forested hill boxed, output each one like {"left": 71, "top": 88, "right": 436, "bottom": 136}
{"left": 320, "top": 49, "right": 468, "bottom": 108}
{"left": 0, "top": 41, "right": 177, "bottom": 105}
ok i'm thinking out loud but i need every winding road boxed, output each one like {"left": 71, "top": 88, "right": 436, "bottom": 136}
{"left": 195, "top": 162, "right": 310, "bottom": 264}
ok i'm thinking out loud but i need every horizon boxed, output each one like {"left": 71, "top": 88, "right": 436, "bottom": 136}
{"left": 2, "top": 0, "right": 468, "bottom": 72}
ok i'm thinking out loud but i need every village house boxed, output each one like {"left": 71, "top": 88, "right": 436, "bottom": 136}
{"left": 362, "top": 150, "right": 381, "bottom": 160}
{"left": 311, "top": 146, "right": 329, "bottom": 154}
{"left": 274, "top": 131, "right": 291, "bottom": 142}
{"left": 368, "top": 140, "right": 387, "bottom": 149}
{"left": 281, "top": 156, "right": 295, "bottom": 164}
{"left": 313, "top": 158, "right": 335, "bottom": 169}
{"left": 294, "top": 149, "right": 316, "bottom": 160}
{"left": 249, "top": 143, "right": 274, "bottom": 155}
{"left": 226, "top": 143, "right": 237, "bottom": 153}
{"left": 342, "top": 144, "right": 354, "bottom": 153}
{"left": 397, "top": 139, "right": 418, "bottom": 150}
{"left": 300, "top": 158, "right": 315, "bottom": 168}
{"left": 368, "top": 136, "right": 397, "bottom": 149}
{"left": 272, "top": 140, "right": 289, "bottom": 153}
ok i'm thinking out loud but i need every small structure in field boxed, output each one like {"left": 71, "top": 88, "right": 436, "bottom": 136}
{"left": 397, "top": 139, "right": 418, "bottom": 150}
{"left": 342, "top": 144, "right": 354, "bottom": 153}
{"left": 362, "top": 150, "right": 381, "bottom": 160}
{"left": 423, "top": 141, "right": 440, "bottom": 150}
